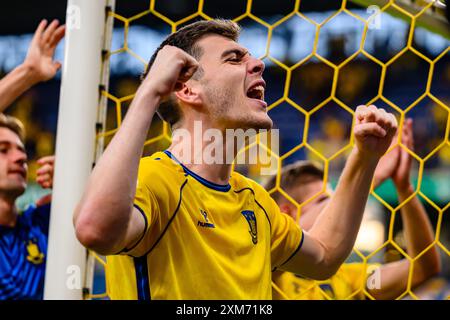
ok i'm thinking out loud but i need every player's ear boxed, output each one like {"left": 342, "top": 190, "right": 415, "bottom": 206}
{"left": 280, "top": 203, "right": 296, "bottom": 220}
{"left": 174, "top": 82, "right": 202, "bottom": 106}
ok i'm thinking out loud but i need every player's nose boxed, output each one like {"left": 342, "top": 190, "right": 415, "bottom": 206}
{"left": 12, "top": 148, "right": 27, "bottom": 165}
{"left": 248, "top": 56, "right": 265, "bottom": 76}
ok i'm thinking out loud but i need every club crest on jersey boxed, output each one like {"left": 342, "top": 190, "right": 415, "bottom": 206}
{"left": 26, "top": 239, "right": 44, "bottom": 265}
{"left": 241, "top": 210, "right": 257, "bottom": 244}
{"left": 197, "top": 209, "right": 215, "bottom": 228}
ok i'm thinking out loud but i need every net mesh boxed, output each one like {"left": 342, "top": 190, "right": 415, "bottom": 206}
{"left": 87, "top": 0, "right": 450, "bottom": 300}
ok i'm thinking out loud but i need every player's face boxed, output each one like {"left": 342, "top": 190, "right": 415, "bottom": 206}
{"left": 294, "top": 179, "right": 332, "bottom": 231}
{"left": 194, "top": 35, "right": 273, "bottom": 131}
{"left": 0, "top": 128, "right": 28, "bottom": 198}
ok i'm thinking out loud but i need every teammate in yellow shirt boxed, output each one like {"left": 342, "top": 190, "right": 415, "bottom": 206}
{"left": 73, "top": 19, "right": 397, "bottom": 299}
{"left": 267, "top": 120, "right": 440, "bottom": 299}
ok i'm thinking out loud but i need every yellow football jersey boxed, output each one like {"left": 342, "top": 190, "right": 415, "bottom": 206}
{"left": 272, "top": 263, "right": 377, "bottom": 300}
{"left": 106, "top": 150, "right": 303, "bottom": 300}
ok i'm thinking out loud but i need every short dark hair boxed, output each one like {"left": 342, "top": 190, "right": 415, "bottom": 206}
{"left": 142, "top": 19, "right": 241, "bottom": 129}
{"left": 263, "top": 160, "right": 324, "bottom": 203}
{"left": 0, "top": 113, "right": 25, "bottom": 143}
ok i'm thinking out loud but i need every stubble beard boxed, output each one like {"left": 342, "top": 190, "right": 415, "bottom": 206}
{"left": 204, "top": 83, "right": 273, "bottom": 131}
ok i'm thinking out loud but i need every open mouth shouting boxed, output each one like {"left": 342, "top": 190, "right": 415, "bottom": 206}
{"left": 246, "top": 80, "right": 267, "bottom": 109}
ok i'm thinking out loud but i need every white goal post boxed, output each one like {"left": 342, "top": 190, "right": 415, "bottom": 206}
{"left": 44, "top": 0, "right": 115, "bottom": 300}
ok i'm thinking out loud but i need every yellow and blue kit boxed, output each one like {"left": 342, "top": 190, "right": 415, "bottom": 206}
{"left": 106, "top": 150, "right": 303, "bottom": 299}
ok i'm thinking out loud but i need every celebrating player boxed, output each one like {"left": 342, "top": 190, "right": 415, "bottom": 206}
{"left": 74, "top": 19, "right": 398, "bottom": 299}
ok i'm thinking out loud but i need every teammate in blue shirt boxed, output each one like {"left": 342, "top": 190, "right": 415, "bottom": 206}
{"left": 0, "top": 115, "right": 55, "bottom": 299}
{"left": 0, "top": 19, "right": 64, "bottom": 300}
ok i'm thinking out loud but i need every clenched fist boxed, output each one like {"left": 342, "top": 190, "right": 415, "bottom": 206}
{"left": 354, "top": 105, "right": 398, "bottom": 160}
{"left": 141, "top": 45, "right": 199, "bottom": 100}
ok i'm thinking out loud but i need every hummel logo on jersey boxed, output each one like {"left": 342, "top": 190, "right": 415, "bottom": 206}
{"left": 197, "top": 209, "right": 215, "bottom": 228}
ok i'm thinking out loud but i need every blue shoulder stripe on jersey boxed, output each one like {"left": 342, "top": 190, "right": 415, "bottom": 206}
{"left": 134, "top": 256, "right": 151, "bottom": 300}
{"left": 279, "top": 231, "right": 305, "bottom": 268}
{"left": 163, "top": 150, "right": 231, "bottom": 192}
{"left": 116, "top": 204, "right": 149, "bottom": 255}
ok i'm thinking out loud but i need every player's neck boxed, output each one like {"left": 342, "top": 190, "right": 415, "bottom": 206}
{"left": 167, "top": 145, "right": 233, "bottom": 186}
{"left": 185, "top": 161, "right": 232, "bottom": 186}
{"left": 168, "top": 121, "right": 240, "bottom": 186}
{"left": 0, "top": 194, "right": 19, "bottom": 227}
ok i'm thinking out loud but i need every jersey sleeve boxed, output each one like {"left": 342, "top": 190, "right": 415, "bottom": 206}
{"left": 117, "top": 159, "right": 160, "bottom": 257}
{"left": 267, "top": 195, "right": 304, "bottom": 269}
{"left": 133, "top": 172, "right": 161, "bottom": 236}
{"left": 119, "top": 155, "right": 188, "bottom": 257}
{"left": 246, "top": 178, "right": 304, "bottom": 269}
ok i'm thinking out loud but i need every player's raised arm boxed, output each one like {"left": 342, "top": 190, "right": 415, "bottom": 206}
{"left": 73, "top": 46, "right": 198, "bottom": 255}
{"left": 368, "top": 119, "right": 440, "bottom": 299}
{"left": 0, "top": 19, "right": 65, "bottom": 112}
{"left": 280, "top": 105, "right": 398, "bottom": 279}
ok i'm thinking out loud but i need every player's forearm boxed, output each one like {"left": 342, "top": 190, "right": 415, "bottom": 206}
{"left": 0, "top": 63, "right": 40, "bottom": 112}
{"left": 309, "top": 148, "right": 379, "bottom": 270}
{"left": 74, "top": 85, "right": 160, "bottom": 251}
{"left": 370, "top": 186, "right": 440, "bottom": 299}
{"left": 370, "top": 187, "right": 441, "bottom": 299}
{"left": 398, "top": 185, "right": 440, "bottom": 276}
{"left": 369, "top": 259, "right": 410, "bottom": 300}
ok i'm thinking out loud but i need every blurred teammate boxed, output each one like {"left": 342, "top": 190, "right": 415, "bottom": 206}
{"left": 0, "top": 19, "right": 63, "bottom": 299}
{"left": 74, "top": 19, "right": 397, "bottom": 299}
{"left": 267, "top": 119, "right": 441, "bottom": 300}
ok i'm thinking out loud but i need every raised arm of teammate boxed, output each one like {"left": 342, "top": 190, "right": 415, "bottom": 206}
{"left": 73, "top": 46, "right": 199, "bottom": 255}
{"left": 368, "top": 118, "right": 441, "bottom": 299}
{"left": 280, "top": 105, "right": 398, "bottom": 279}
{"left": 0, "top": 19, "right": 65, "bottom": 112}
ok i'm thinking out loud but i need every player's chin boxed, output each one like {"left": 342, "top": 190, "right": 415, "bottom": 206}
{"left": 243, "top": 105, "right": 272, "bottom": 130}
{"left": 6, "top": 183, "right": 26, "bottom": 198}
{"left": 235, "top": 113, "right": 272, "bottom": 132}
{"left": 254, "top": 113, "right": 273, "bottom": 131}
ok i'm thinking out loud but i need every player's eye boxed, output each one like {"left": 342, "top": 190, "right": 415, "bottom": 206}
{"left": 227, "top": 55, "right": 242, "bottom": 63}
